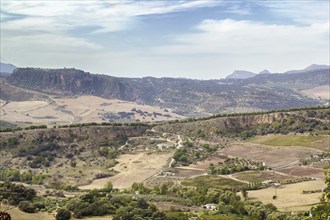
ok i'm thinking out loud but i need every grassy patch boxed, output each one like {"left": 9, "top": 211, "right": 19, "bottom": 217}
{"left": 200, "top": 214, "right": 249, "bottom": 220}
{"left": 233, "top": 171, "right": 292, "bottom": 183}
{"left": 182, "top": 175, "right": 246, "bottom": 190}
{"left": 0, "top": 120, "right": 17, "bottom": 129}
{"left": 250, "top": 134, "right": 330, "bottom": 150}
{"left": 3, "top": 207, "right": 54, "bottom": 220}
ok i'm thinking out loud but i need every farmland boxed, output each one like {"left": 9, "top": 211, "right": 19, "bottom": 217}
{"left": 0, "top": 107, "right": 329, "bottom": 219}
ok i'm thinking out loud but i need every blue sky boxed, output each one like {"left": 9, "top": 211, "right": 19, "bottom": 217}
{"left": 1, "top": 0, "right": 329, "bottom": 79}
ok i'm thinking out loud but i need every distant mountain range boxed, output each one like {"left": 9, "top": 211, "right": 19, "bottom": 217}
{"left": 0, "top": 62, "right": 16, "bottom": 76}
{"left": 284, "top": 64, "right": 330, "bottom": 74}
{"left": 2, "top": 64, "right": 328, "bottom": 116}
{"left": 225, "top": 64, "right": 329, "bottom": 79}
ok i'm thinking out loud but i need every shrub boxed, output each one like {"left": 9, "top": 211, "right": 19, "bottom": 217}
{"left": 56, "top": 208, "right": 71, "bottom": 220}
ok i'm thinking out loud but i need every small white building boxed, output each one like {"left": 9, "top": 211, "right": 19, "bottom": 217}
{"left": 204, "top": 204, "right": 217, "bottom": 210}
{"left": 262, "top": 180, "right": 273, "bottom": 185}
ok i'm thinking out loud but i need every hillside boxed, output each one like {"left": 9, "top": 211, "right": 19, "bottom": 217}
{"left": 5, "top": 67, "right": 327, "bottom": 117}
{"left": 0, "top": 106, "right": 329, "bottom": 219}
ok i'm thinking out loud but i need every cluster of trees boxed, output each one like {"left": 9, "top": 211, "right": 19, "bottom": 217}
{"left": 173, "top": 142, "right": 218, "bottom": 166}
{"left": 0, "top": 169, "right": 46, "bottom": 184}
{"left": 208, "top": 158, "right": 266, "bottom": 175}
{"left": 311, "top": 167, "right": 330, "bottom": 219}
{"left": 0, "top": 121, "right": 153, "bottom": 133}
{"left": 1, "top": 177, "right": 328, "bottom": 220}
{"left": 0, "top": 124, "right": 47, "bottom": 132}
{"left": 0, "top": 182, "right": 36, "bottom": 206}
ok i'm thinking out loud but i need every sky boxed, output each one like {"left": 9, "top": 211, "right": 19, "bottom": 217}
{"left": 1, "top": 0, "right": 329, "bottom": 79}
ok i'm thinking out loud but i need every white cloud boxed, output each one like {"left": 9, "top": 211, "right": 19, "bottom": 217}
{"left": 0, "top": 1, "right": 329, "bottom": 79}
{"left": 257, "top": 1, "right": 329, "bottom": 24}
{"left": 1, "top": 0, "right": 222, "bottom": 33}
{"left": 152, "top": 18, "right": 329, "bottom": 75}
{"left": 155, "top": 19, "right": 329, "bottom": 55}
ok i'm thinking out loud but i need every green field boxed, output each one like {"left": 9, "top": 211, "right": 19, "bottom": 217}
{"left": 182, "top": 175, "right": 246, "bottom": 189}
{"left": 200, "top": 215, "right": 249, "bottom": 220}
{"left": 232, "top": 171, "right": 293, "bottom": 183}
{"left": 250, "top": 134, "right": 330, "bottom": 150}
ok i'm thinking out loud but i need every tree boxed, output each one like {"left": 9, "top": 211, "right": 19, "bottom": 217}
{"left": 311, "top": 168, "right": 330, "bottom": 219}
{"left": 241, "top": 189, "right": 248, "bottom": 201}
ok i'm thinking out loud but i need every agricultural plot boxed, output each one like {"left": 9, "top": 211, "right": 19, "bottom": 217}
{"left": 182, "top": 175, "right": 246, "bottom": 189}
{"left": 232, "top": 170, "right": 295, "bottom": 183}
{"left": 249, "top": 134, "right": 330, "bottom": 151}
{"left": 247, "top": 179, "right": 326, "bottom": 212}
{"left": 218, "top": 142, "right": 321, "bottom": 169}
{"left": 79, "top": 152, "right": 173, "bottom": 189}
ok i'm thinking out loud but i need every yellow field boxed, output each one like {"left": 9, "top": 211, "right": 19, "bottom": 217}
{"left": 79, "top": 152, "right": 172, "bottom": 189}
{"left": 0, "top": 95, "right": 183, "bottom": 126}
{"left": 1, "top": 207, "right": 55, "bottom": 220}
{"left": 247, "top": 179, "right": 325, "bottom": 212}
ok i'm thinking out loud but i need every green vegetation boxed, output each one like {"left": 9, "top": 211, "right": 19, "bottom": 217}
{"left": 0, "top": 120, "right": 17, "bottom": 129}
{"left": 208, "top": 158, "right": 267, "bottom": 175}
{"left": 0, "top": 169, "right": 47, "bottom": 184}
{"left": 311, "top": 167, "right": 330, "bottom": 219}
{"left": 169, "top": 105, "right": 330, "bottom": 125}
{"left": 251, "top": 135, "right": 330, "bottom": 148}
{"left": 173, "top": 142, "right": 221, "bottom": 166}
{"left": 0, "top": 182, "right": 36, "bottom": 206}
{"left": 182, "top": 176, "right": 246, "bottom": 190}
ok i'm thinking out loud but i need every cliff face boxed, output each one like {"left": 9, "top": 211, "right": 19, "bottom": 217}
{"left": 7, "top": 67, "right": 325, "bottom": 116}
{"left": 8, "top": 68, "right": 140, "bottom": 100}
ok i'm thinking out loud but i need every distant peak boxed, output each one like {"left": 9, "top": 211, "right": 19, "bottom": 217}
{"left": 0, "top": 62, "right": 16, "bottom": 74}
{"left": 259, "top": 69, "right": 271, "bottom": 74}
{"left": 225, "top": 70, "right": 256, "bottom": 79}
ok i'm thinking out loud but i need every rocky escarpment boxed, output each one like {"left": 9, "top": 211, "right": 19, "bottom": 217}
{"left": 155, "top": 108, "right": 329, "bottom": 138}
{"left": 7, "top": 68, "right": 142, "bottom": 101}
{"left": 7, "top": 67, "right": 325, "bottom": 116}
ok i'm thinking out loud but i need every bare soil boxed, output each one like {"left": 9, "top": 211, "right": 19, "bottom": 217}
{"left": 278, "top": 166, "right": 325, "bottom": 179}
{"left": 218, "top": 142, "right": 320, "bottom": 169}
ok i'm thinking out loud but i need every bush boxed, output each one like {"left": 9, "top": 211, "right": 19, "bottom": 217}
{"left": 56, "top": 208, "right": 71, "bottom": 220}
{"left": 18, "top": 201, "right": 36, "bottom": 213}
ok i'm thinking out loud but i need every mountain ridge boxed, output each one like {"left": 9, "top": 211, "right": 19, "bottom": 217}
{"left": 5, "top": 66, "right": 328, "bottom": 116}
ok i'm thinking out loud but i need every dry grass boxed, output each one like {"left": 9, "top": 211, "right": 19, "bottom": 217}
{"left": 0, "top": 207, "right": 54, "bottom": 220}
{"left": 79, "top": 152, "right": 173, "bottom": 189}
{"left": 247, "top": 179, "right": 326, "bottom": 212}
{"left": 0, "top": 95, "right": 183, "bottom": 126}
{"left": 218, "top": 142, "right": 320, "bottom": 169}
{"left": 301, "top": 85, "right": 330, "bottom": 100}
